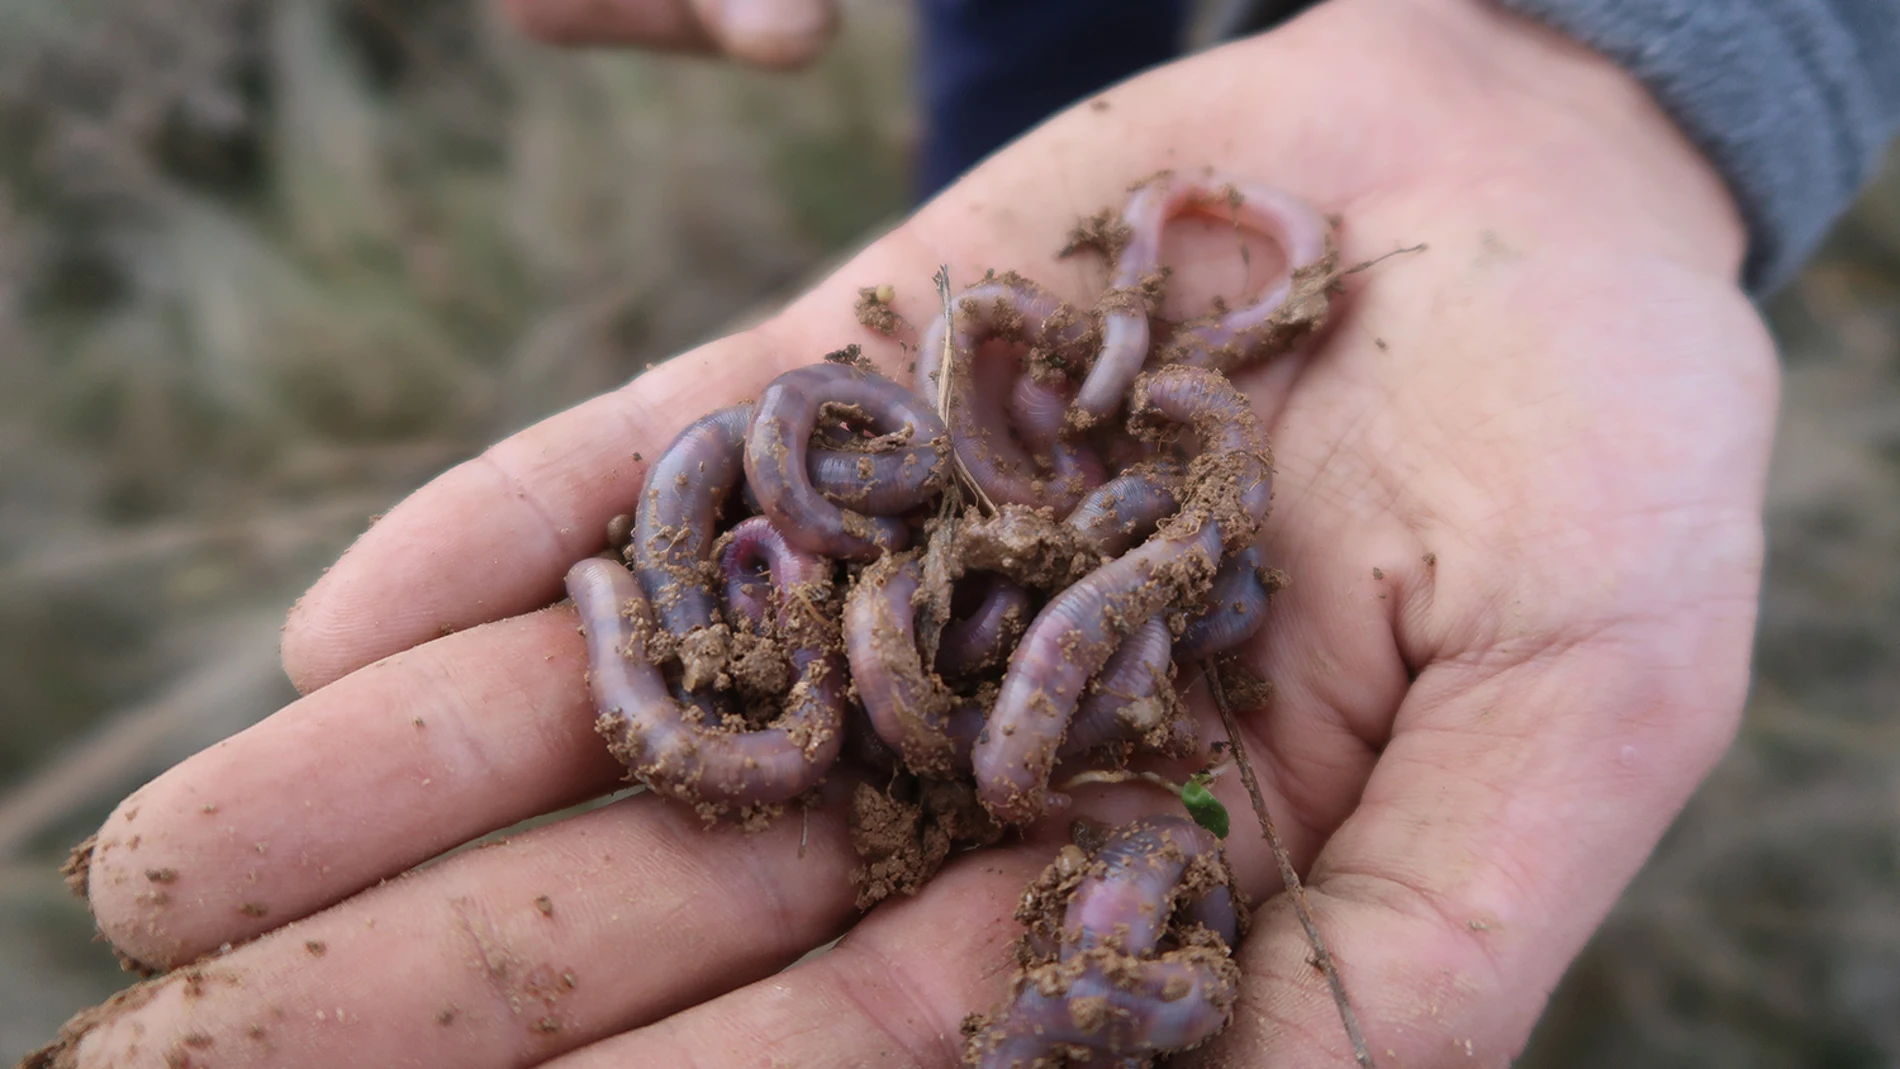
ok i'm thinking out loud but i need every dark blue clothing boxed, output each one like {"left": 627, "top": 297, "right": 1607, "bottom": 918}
{"left": 915, "top": 0, "right": 1190, "bottom": 197}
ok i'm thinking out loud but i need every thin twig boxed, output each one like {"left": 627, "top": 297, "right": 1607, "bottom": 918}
{"left": 931, "top": 265, "right": 997, "bottom": 514}
{"left": 1341, "top": 243, "right": 1427, "bottom": 276}
{"left": 1202, "top": 659, "right": 1377, "bottom": 1068}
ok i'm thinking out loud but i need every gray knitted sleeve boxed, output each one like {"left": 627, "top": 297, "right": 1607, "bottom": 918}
{"left": 1217, "top": 0, "right": 1900, "bottom": 293}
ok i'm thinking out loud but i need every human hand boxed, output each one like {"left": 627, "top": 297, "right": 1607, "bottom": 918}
{"left": 55, "top": 0, "right": 1777, "bottom": 1065}
{"left": 502, "top": 0, "right": 836, "bottom": 69}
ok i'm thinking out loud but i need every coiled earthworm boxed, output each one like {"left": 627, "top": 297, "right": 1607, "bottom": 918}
{"left": 746, "top": 363, "right": 950, "bottom": 561}
{"left": 973, "top": 366, "right": 1271, "bottom": 823}
{"left": 843, "top": 554, "right": 983, "bottom": 777}
{"left": 1070, "top": 173, "right": 1332, "bottom": 427}
{"left": 915, "top": 277, "right": 1102, "bottom": 511}
{"left": 1063, "top": 461, "right": 1186, "bottom": 558}
{"left": 1060, "top": 817, "right": 1240, "bottom": 955}
{"left": 934, "top": 573, "right": 1033, "bottom": 678}
{"left": 967, "top": 817, "right": 1243, "bottom": 1068}
{"left": 1175, "top": 543, "right": 1272, "bottom": 660}
{"left": 717, "top": 515, "right": 835, "bottom": 633}
{"left": 972, "top": 521, "right": 1224, "bottom": 822}
{"left": 1064, "top": 615, "right": 1182, "bottom": 755}
{"left": 632, "top": 405, "right": 751, "bottom": 641}
{"left": 970, "top": 955, "right": 1237, "bottom": 1068}
{"left": 1134, "top": 364, "right": 1275, "bottom": 547}
{"left": 565, "top": 557, "right": 844, "bottom": 810}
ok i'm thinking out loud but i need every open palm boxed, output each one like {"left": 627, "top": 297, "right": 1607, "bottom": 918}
{"left": 60, "top": 1, "right": 1776, "bottom": 1066}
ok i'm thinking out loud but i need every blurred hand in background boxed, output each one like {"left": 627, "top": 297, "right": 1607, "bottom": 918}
{"left": 502, "top": 0, "right": 838, "bottom": 69}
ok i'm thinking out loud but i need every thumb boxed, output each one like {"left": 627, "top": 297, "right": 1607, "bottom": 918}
{"left": 501, "top": 0, "right": 837, "bottom": 70}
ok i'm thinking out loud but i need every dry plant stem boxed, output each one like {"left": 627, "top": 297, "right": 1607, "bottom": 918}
{"left": 1202, "top": 659, "right": 1376, "bottom": 1069}
{"left": 932, "top": 265, "right": 997, "bottom": 514}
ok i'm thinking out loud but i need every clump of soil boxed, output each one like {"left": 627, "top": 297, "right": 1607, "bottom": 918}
{"left": 848, "top": 778, "right": 1001, "bottom": 908}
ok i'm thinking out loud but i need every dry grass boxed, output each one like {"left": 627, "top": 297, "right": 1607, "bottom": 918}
{"left": 0, "top": 1, "right": 1895, "bottom": 1063}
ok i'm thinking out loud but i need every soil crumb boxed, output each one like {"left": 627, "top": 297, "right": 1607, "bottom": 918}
{"left": 1060, "top": 209, "right": 1133, "bottom": 263}
{"left": 848, "top": 779, "right": 1000, "bottom": 908}
{"left": 823, "top": 343, "right": 874, "bottom": 372}
{"left": 854, "top": 285, "right": 904, "bottom": 336}
{"left": 61, "top": 836, "right": 95, "bottom": 900}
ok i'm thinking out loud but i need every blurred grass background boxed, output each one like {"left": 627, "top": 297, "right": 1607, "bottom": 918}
{"left": 0, "top": 1, "right": 1894, "bottom": 1065}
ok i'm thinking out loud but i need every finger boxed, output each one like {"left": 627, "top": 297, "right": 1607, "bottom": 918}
{"left": 64, "top": 791, "right": 858, "bottom": 1069}
{"left": 87, "top": 607, "right": 621, "bottom": 970}
{"left": 501, "top": 0, "right": 838, "bottom": 70}
{"left": 538, "top": 838, "right": 1042, "bottom": 1069}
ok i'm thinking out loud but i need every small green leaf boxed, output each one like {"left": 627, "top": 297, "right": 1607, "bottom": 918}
{"left": 1181, "top": 775, "right": 1229, "bottom": 839}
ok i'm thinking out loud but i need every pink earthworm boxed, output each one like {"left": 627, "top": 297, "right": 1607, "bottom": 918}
{"left": 969, "top": 958, "right": 1237, "bottom": 1068}
{"left": 1061, "top": 817, "right": 1239, "bottom": 955}
{"left": 746, "top": 363, "right": 950, "bottom": 562}
{"left": 843, "top": 554, "right": 984, "bottom": 777}
{"left": 934, "top": 573, "right": 1033, "bottom": 678}
{"left": 631, "top": 405, "right": 752, "bottom": 640}
{"left": 565, "top": 557, "right": 844, "bottom": 809}
{"left": 630, "top": 403, "right": 907, "bottom": 632}
{"left": 717, "top": 515, "right": 834, "bottom": 631}
{"left": 1063, "top": 615, "right": 1181, "bottom": 755}
{"left": 1175, "top": 543, "right": 1272, "bottom": 660}
{"left": 1070, "top": 173, "right": 1332, "bottom": 426}
{"left": 973, "top": 366, "right": 1271, "bottom": 823}
{"left": 915, "top": 277, "right": 1102, "bottom": 511}
{"left": 967, "top": 817, "right": 1242, "bottom": 1068}
{"left": 1063, "top": 460, "right": 1185, "bottom": 557}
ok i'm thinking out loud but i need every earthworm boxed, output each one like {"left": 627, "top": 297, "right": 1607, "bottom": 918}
{"left": 934, "top": 573, "right": 1032, "bottom": 678}
{"left": 1064, "top": 615, "right": 1183, "bottom": 755}
{"left": 717, "top": 515, "right": 834, "bottom": 632}
{"left": 566, "top": 557, "right": 844, "bottom": 809}
{"left": 1175, "top": 543, "right": 1272, "bottom": 659}
{"left": 915, "top": 277, "right": 1102, "bottom": 511}
{"left": 1167, "top": 180, "right": 1333, "bottom": 373}
{"left": 969, "top": 957, "right": 1237, "bottom": 1068}
{"left": 747, "top": 363, "right": 949, "bottom": 561}
{"left": 631, "top": 405, "right": 752, "bottom": 640}
{"left": 1064, "top": 461, "right": 1185, "bottom": 557}
{"left": 627, "top": 404, "right": 894, "bottom": 632}
{"left": 967, "top": 817, "right": 1242, "bottom": 1068}
{"left": 1070, "top": 174, "right": 1331, "bottom": 426}
{"left": 971, "top": 521, "right": 1224, "bottom": 822}
{"left": 973, "top": 366, "right": 1270, "bottom": 823}
{"left": 843, "top": 554, "right": 982, "bottom": 777}
{"left": 1060, "top": 817, "right": 1240, "bottom": 955}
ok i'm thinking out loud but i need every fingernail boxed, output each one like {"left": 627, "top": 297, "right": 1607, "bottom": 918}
{"left": 713, "top": 0, "right": 836, "bottom": 68}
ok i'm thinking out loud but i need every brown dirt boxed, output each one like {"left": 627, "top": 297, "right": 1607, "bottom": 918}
{"left": 847, "top": 778, "right": 1001, "bottom": 909}
{"left": 854, "top": 285, "right": 905, "bottom": 336}
{"left": 956, "top": 505, "right": 1101, "bottom": 590}
{"left": 822, "top": 343, "right": 875, "bottom": 372}
{"left": 59, "top": 837, "right": 95, "bottom": 901}
{"left": 1060, "top": 209, "right": 1133, "bottom": 264}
